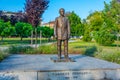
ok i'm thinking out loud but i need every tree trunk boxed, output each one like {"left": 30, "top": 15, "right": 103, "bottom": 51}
{"left": 40, "top": 31, "right": 42, "bottom": 45}
{"left": 21, "top": 37, "right": 23, "bottom": 41}
{"left": 48, "top": 37, "right": 50, "bottom": 42}
{"left": 1, "top": 37, "right": 3, "bottom": 41}
{"left": 117, "top": 30, "right": 120, "bottom": 50}
{"left": 35, "top": 28, "right": 37, "bottom": 48}
{"left": 31, "top": 30, "right": 33, "bottom": 46}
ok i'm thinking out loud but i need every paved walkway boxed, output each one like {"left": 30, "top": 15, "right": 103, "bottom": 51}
{"left": 0, "top": 55, "right": 120, "bottom": 80}
{"left": 0, "top": 54, "right": 120, "bottom": 72}
{"left": 0, "top": 40, "right": 75, "bottom": 50}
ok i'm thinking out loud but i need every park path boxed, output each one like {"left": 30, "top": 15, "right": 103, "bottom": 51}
{"left": 0, "top": 54, "right": 120, "bottom": 71}
{"left": 0, "top": 54, "right": 120, "bottom": 80}
{"left": 0, "top": 40, "right": 75, "bottom": 51}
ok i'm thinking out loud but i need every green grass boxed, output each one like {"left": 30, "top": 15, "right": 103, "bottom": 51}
{"left": 0, "top": 37, "right": 56, "bottom": 46}
{"left": 0, "top": 49, "right": 9, "bottom": 62}
{"left": 8, "top": 44, "right": 57, "bottom": 54}
{"left": 1, "top": 39, "right": 120, "bottom": 64}
{"left": 95, "top": 50, "right": 120, "bottom": 64}
{"left": 68, "top": 40, "right": 96, "bottom": 54}
{"left": 9, "top": 45, "right": 34, "bottom": 54}
{"left": 69, "top": 40, "right": 120, "bottom": 64}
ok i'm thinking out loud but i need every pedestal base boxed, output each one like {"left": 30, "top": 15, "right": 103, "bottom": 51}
{"left": 0, "top": 55, "right": 120, "bottom": 80}
{"left": 50, "top": 57, "right": 75, "bottom": 62}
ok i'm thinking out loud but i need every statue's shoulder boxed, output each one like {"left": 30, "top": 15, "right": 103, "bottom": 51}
{"left": 55, "top": 17, "right": 59, "bottom": 20}
{"left": 65, "top": 17, "right": 69, "bottom": 20}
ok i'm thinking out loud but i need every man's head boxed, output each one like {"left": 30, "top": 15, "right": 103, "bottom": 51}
{"left": 59, "top": 8, "right": 65, "bottom": 16}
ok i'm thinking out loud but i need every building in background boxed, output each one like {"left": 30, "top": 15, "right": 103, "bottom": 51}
{"left": 42, "top": 21, "right": 55, "bottom": 28}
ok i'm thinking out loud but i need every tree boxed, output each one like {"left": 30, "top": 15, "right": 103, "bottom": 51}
{"left": 0, "top": 15, "right": 9, "bottom": 22}
{"left": 68, "top": 11, "right": 84, "bottom": 37}
{"left": 0, "top": 11, "right": 2, "bottom": 18}
{"left": 103, "top": 0, "right": 120, "bottom": 46}
{"left": 15, "top": 11, "right": 28, "bottom": 23}
{"left": 85, "top": 0, "right": 120, "bottom": 45}
{"left": 15, "top": 22, "right": 33, "bottom": 41}
{"left": 0, "top": 19, "right": 5, "bottom": 40}
{"left": 95, "top": 0, "right": 120, "bottom": 45}
{"left": 83, "top": 11, "right": 104, "bottom": 42}
{"left": 87, "top": 11, "right": 104, "bottom": 31}
{"left": 37, "top": 26, "right": 54, "bottom": 41}
{"left": 0, "top": 20, "right": 15, "bottom": 40}
{"left": 109, "top": 0, "right": 120, "bottom": 39}
{"left": 82, "top": 23, "right": 92, "bottom": 42}
{"left": 94, "top": 29, "right": 115, "bottom": 46}
{"left": 25, "top": 0, "right": 49, "bottom": 47}
{"left": 10, "top": 15, "right": 17, "bottom": 25}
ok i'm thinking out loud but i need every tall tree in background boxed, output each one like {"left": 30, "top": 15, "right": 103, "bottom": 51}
{"left": 15, "top": 22, "right": 33, "bottom": 41}
{"left": 83, "top": 11, "right": 104, "bottom": 42}
{"left": 37, "top": 26, "right": 53, "bottom": 41}
{"left": 25, "top": 0, "right": 49, "bottom": 47}
{"left": 0, "top": 20, "right": 15, "bottom": 41}
{"left": 15, "top": 11, "right": 28, "bottom": 23}
{"left": 0, "top": 11, "right": 2, "bottom": 18}
{"left": 110, "top": 0, "right": 120, "bottom": 35}
{"left": 82, "top": 0, "right": 119, "bottom": 45}
{"left": 68, "top": 11, "right": 84, "bottom": 37}
{"left": 0, "top": 19, "right": 5, "bottom": 40}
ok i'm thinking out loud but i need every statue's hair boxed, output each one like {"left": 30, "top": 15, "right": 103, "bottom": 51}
{"left": 59, "top": 8, "right": 65, "bottom": 12}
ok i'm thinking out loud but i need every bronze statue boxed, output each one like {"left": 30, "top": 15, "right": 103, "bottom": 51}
{"left": 54, "top": 8, "right": 70, "bottom": 60}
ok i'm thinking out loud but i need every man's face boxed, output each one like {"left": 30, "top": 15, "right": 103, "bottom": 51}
{"left": 59, "top": 9, "right": 65, "bottom": 16}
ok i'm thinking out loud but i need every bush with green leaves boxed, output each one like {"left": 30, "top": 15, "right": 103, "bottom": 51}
{"left": 95, "top": 51, "right": 120, "bottom": 64}
{"left": 0, "top": 50, "right": 9, "bottom": 62}
{"left": 94, "top": 30, "right": 115, "bottom": 46}
{"left": 83, "top": 31, "right": 92, "bottom": 42}
{"left": 37, "top": 45, "right": 57, "bottom": 54}
{"left": 0, "top": 51, "right": 4, "bottom": 61}
{"left": 9, "top": 45, "right": 34, "bottom": 54}
{"left": 8, "top": 44, "right": 57, "bottom": 54}
{"left": 83, "top": 46, "right": 97, "bottom": 57}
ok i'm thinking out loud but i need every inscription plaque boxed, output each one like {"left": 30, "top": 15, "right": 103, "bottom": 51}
{"left": 38, "top": 71, "right": 92, "bottom": 80}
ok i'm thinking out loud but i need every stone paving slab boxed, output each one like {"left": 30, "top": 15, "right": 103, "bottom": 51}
{"left": 0, "top": 54, "right": 120, "bottom": 72}
{"left": 0, "top": 55, "right": 120, "bottom": 80}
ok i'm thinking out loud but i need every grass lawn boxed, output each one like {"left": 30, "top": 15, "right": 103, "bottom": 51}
{"left": 0, "top": 37, "right": 56, "bottom": 46}
{"left": 69, "top": 39, "right": 120, "bottom": 54}
{"left": 0, "top": 38, "right": 120, "bottom": 64}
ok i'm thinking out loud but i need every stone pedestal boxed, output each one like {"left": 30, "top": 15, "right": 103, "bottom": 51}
{"left": 0, "top": 55, "right": 120, "bottom": 80}
{"left": 50, "top": 57, "right": 75, "bottom": 62}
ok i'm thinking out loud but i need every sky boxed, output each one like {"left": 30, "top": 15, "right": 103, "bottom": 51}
{"left": 0, "top": 0, "right": 111, "bottom": 22}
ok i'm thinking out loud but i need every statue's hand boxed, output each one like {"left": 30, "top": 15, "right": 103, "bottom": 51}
{"left": 54, "top": 35, "right": 57, "bottom": 39}
{"left": 68, "top": 34, "right": 70, "bottom": 39}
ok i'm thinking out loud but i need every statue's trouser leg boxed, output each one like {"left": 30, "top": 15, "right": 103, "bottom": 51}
{"left": 57, "top": 40, "right": 62, "bottom": 59}
{"left": 64, "top": 40, "right": 68, "bottom": 59}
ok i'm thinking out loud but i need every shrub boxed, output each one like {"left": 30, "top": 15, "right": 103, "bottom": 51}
{"left": 0, "top": 52, "right": 4, "bottom": 61}
{"left": 83, "top": 46, "right": 97, "bottom": 57}
{"left": 9, "top": 45, "right": 33, "bottom": 54}
{"left": 95, "top": 51, "right": 120, "bottom": 64}
{"left": 0, "top": 50, "right": 9, "bottom": 62}
{"left": 83, "top": 31, "right": 92, "bottom": 42}
{"left": 8, "top": 44, "right": 57, "bottom": 54}
{"left": 94, "top": 30, "right": 115, "bottom": 46}
{"left": 36, "top": 45, "right": 57, "bottom": 54}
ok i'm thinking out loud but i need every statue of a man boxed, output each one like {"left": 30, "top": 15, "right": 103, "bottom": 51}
{"left": 54, "top": 8, "right": 70, "bottom": 59}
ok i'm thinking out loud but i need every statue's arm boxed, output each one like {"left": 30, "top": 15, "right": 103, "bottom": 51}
{"left": 54, "top": 18, "right": 57, "bottom": 38}
{"left": 67, "top": 19, "right": 70, "bottom": 38}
